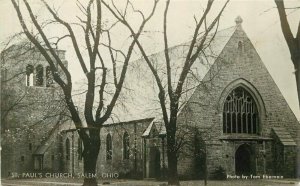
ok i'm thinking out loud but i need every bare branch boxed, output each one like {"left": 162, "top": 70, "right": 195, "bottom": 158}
{"left": 124, "top": 0, "right": 130, "bottom": 17}
{"left": 106, "top": 31, "right": 118, "bottom": 86}
{"left": 99, "top": 43, "right": 126, "bottom": 59}
{"left": 275, "top": 0, "right": 298, "bottom": 65}
{"left": 128, "top": 0, "right": 145, "bottom": 21}
{"left": 76, "top": 0, "right": 88, "bottom": 16}
{"left": 297, "top": 20, "right": 300, "bottom": 40}
{"left": 184, "top": 0, "right": 214, "bottom": 67}
{"left": 54, "top": 34, "right": 71, "bottom": 48}
{"left": 98, "top": 0, "right": 159, "bottom": 124}
{"left": 175, "top": 0, "right": 229, "bottom": 97}
{"left": 23, "top": 0, "right": 73, "bottom": 89}
{"left": 163, "top": 0, "right": 173, "bottom": 98}
{"left": 111, "top": 0, "right": 124, "bottom": 19}
{"left": 85, "top": 0, "right": 94, "bottom": 59}
{"left": 11, "top": 0, "right": 67, "bottom": 90}
{"left": 41, "top": 0, "right": 89, "bottom": 75}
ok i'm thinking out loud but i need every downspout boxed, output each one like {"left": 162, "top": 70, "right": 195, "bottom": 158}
{"left": 134, "top": 123, "right": 137, "bottom": 175}
{"left": 72, "top": 131, "right": 74, "bottom": 175}
{"left": 143, "top": 138, "right": 147, "bottom": 178}
{"left": 263, "top": 141, "right": 266, "bottom": 174}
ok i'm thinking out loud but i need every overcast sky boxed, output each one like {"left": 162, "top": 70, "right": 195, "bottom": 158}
{"left": 1, "top": 0, "right": 299, "bottom": 119}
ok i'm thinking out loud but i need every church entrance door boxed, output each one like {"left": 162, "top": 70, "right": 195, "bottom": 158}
{"left": 149, "top": 147, "right": 160, "bottom": 178}
{"left": 235, "top": 144, "right": 254, "bottom": 175}
{"left": 33, "top": 155, "right": 43, "bottom": 170}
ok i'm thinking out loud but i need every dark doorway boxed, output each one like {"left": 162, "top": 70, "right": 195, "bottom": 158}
{"left": 33, "top": 155, "right": 43, "bottom": 170}
{"left": 235, "top": 144, "right": 254, "bottom": 175}
{"left": 149, "top": 147, "right": 161, "bottom": 178}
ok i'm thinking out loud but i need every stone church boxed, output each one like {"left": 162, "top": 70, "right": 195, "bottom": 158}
{"left": 1, "top": 17, "right": 299, "bottom": 179}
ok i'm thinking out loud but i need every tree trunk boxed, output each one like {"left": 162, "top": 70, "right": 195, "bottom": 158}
{"left": 166, "top": 128, "right": 179, "bottom": 185}
{"left": 167, "top": 147, "right": 179, "bottom": 185}
{"left": 204, "top": 146, "right": 207, "bottom": 186}
{"left": 82, "top": 129, "right": 100, "bottom": 186}
{"left": 294, "top": 61, "right": 300, "bottom": 108}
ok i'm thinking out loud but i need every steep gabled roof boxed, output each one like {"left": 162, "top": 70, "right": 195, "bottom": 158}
{"left": 108, "top": 24, "right": 238, "bottom": 124}
{"left": 272, "top": 127, "right": 297, "bottom": 146}
{"left": 34, "top": 118, "right": 74, "bottom": 155}
{"left": 142, "top": 118, "right": 166, "bottom": 137}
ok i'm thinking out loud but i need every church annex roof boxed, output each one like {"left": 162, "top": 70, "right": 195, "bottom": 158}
{"left": 272, "top": 127, "right": 297, "bottom": 146}
{"left": 142, "top": 118, "right": 166, "bottom": 137}
{"left": 34, "top": 122, "right": 61, "bottom": 155}
{"left": 34, "top": 119, "right": 73, "bottom": 155}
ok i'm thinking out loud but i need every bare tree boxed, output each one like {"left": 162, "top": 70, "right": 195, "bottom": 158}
{"left": 104, "top": 0, "right": 229, "bottom": 184}
{"left": 274, "top": 0, "right": 300, "bottom": 107}
{"left": 10, "top": 0, "right": 158, "bottom": 185}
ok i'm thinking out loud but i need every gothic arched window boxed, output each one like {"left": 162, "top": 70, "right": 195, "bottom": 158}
{"left": 106, "top": 134, "right": 112, "bottom": 160}
{"left": 223, "top": 87, "right": 258, "bottom": 134}
{"left": 66, "top": 138, "right": 70, "bottom": 160}
{"left": 78, "top": 138, "right": 83, "bottom": 160}
{"left": 26, "top": 65, "right": 34, "bottom": 86}
{"left": 123, "top": 132, "right": 130, "bottom": 160}
{"left": 46, "top": 66, "right": 53, "bottom": 87}
{"left": 36, "top": 65, "right": 44, "bottom": 86}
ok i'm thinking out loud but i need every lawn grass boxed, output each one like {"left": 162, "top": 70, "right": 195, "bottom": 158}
{"left": 1, "top": 178, "right": 299, "bottom": 186}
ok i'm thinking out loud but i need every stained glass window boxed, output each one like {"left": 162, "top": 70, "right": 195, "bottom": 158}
{"left": 106, "top": 134, "right": 112, "bottom": 160}
{"left": 123, "top": 132, "right": 130, "bottom": 159}
{"left": 223, "top": 87, "right": 258, "bottom": 134}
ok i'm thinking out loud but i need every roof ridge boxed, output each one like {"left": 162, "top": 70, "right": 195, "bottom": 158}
{"left": 131, "top": 25, "right": 238, "bottom": 63}
{"left": 34, "top": 118, "right": 63, "bottom": 155}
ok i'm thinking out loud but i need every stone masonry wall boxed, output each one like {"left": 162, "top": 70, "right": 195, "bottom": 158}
{"left": 1, "top": 45, "right": 69, "bottom": 178}
{"left": 176, "top": 24, "right": 299, "bottom": 177}
{"left": 62, "top": 118, "right": 153, "bottom": 179}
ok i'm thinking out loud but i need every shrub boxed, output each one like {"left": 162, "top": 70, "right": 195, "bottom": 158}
{"left": 211, "top": 166, "right": 226, "bottom": 180}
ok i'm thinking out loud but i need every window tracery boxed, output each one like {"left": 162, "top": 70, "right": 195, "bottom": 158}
{"left": 223, "top": 87, "right": 258, "bottom": 134}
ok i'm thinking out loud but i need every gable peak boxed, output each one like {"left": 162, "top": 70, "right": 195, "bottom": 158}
{"left": 235, "top": 16, "right": 243, "bottom": 25}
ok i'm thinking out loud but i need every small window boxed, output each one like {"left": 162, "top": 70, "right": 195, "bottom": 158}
{"left": 29, "top": 143, "right": 32, "bottom": 151}
{"left": 106, "top": 134, "right": 112, "bottom": 160}
{"left": 36, "top": 65, "right": 44, "bottom": 86}
{"left": 123, "top": 132, "right": 130, "bottom": 160}
{"left": 46, "top": 66, "right": 53, "bottom": 87}
{"left": 51, "top": 155, "right": 55, "bottom": 161}
{"left": 26, "top": 65, "right": 34, "bottom": 86}
{"left": 238, "top": 41, "right": 243, "bottom": 52}
{"left": 21, "top": 156, "right": 25, "bottom": 162}
{"left": 66, "top": 138, "right": 70, "bottom": 160}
